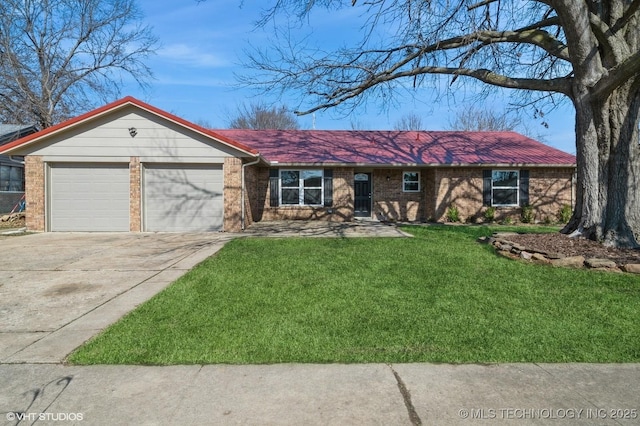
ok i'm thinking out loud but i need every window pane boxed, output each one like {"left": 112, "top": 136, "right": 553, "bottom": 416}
{"left": 8, "top": 167, "right": 23, "bottom": 191}
{"left": 404, "top": 172, "right": 419, "bottom": 182}
{"left": 404, "top": 182, "right": 419, "bottom": 192}
{"left": 281, "top": 188, "right": 299, "bottom": 204}
{"left": 0, "top": 166, "right": 9, "bottom": 191}
{"left": 492, "top": 171, "right": 518, "bottom": 187}
{"left": 304, "top": 188, "right": 322, "bottom": 205}
{"left": 493, "top": 189, "right": 518, "bottom": 205}
{"left": 281, "top": 171, "right": 299, "bottom": 187}
{"left": 302, "top": 170, "right": 322, "bottom": 187}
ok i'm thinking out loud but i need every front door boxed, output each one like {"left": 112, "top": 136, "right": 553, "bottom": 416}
{"left": 354, "top": 173, "right": 371, "bottom": 217}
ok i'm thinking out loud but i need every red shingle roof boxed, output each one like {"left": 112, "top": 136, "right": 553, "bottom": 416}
{"left": 215, "top": 129, "right": 575, "bottom": 166}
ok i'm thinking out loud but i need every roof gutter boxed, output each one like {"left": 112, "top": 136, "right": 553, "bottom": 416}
{"left": 241, "top": 155, "right": 262, "bottom": 231}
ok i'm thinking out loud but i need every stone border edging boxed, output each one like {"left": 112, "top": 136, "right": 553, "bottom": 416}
{"left": 478, "top": 232, "right": 640, "bottom": 274}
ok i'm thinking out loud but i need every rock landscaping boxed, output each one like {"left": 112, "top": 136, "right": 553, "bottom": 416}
{"left": 479, "top": 232, "right": 640, "bottom": 273}
{"left": 0, "top": 211, "right": 25, "bottom": 228}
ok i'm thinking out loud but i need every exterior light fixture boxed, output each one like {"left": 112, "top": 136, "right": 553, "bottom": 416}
{"left": 128, "top": 127, "right": 137, "bottom": 137}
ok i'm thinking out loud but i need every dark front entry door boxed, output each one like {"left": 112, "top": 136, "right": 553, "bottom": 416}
{"left": 354, "top": 173, "right": 371, "bottom": 217}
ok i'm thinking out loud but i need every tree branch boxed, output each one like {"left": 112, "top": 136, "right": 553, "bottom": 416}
{"left": 468, "top": 0, "right": 498, "bottom": 11}
{"left": 612, "top": 0, "right": 640, "bottom": 33}
{"left": 591, "top": 49, "right": 640, "bottom": 100}
{"left": 296, "top": 66, "right": 572, "bottom": 115}
{"left": 588, "top": 10, "right": 629, "bottom": 64}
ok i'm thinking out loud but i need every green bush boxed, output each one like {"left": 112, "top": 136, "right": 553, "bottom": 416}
{"left": 446, "top": 204, "right": 460, "bottom": 222}
{"left": 521, "top": 204, "right": 535, "bottom": 223}
{"left": 558, "top": 204, "right": 572, "bottom": 223}
{"left": 484, "top": 206, "right": 496, "bottom": 223}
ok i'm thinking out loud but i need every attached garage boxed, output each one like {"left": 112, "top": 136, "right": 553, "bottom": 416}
{"left": 143, "top": 164, "right": 224, "bottom": 232}
{"left": 49, "top": 163, "right": 129, "bottom": 231}
{"left": 0, "top": 97, "right": 260, "bottom": 233}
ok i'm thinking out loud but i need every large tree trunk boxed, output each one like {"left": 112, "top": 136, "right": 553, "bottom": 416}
{"left": 563, "top": 79, "right": 640, "bottom": 248}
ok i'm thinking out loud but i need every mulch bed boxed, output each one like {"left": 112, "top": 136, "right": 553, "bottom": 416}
{"left": 505, "top": 232, "right": 640, "bottom": 265}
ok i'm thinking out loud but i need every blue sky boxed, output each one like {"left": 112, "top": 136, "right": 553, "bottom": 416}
{"left": 121, "top": 0, "right": 577, "bottom": 154}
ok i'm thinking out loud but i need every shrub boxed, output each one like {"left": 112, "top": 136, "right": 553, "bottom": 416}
{"left": 484, "top": 206, "right": 496, "bottom": 223}
{"left": 501, "top": 216, "right": 513, "bottom": 225}
{"left": 558, "top": 204, "right": 572, "bottom": 223}
{"left": 446, "top": 204, "right": 460, "bottom": 222}
{"left": 543, "top": 215, "right": 555, "bottom": 225}
{"left": 521, "top": 204, "right": 535, "bottom": 223}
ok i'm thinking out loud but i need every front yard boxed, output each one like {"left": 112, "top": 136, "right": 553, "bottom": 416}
{"left": 68, "top": 225, "right": 640, "bottom": 365}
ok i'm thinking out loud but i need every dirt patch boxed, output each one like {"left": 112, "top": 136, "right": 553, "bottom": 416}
{"left": 505, "top": 232, "right": 640, "bottom": 265}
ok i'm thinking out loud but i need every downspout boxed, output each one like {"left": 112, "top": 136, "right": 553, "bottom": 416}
{"left": 8, "top": 155, "right": 25, "bottom": 165}
{"left": 241, "top": 156, "right": 262, "bottom": 231}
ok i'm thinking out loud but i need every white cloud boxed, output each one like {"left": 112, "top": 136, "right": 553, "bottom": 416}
{"left": 158, "top": 43, "right": 230, "bottom": 68}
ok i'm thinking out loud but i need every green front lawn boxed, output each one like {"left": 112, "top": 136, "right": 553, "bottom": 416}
{"left": 68, "top": 225, "right": 640, "bottom": 365}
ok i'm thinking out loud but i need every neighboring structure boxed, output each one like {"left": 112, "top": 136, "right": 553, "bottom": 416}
{"left": 0, "top": 124, "right": 39, "bottom": 213}
{"left": 0, "top": 97, "right": 576, "bottom": 232}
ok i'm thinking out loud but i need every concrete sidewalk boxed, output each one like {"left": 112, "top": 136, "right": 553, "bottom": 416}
{"left": 1, "top": 363, "right": 639, "bottom": 425}
{"left": 243, "top": 219, "right": 413, "bottom": 238}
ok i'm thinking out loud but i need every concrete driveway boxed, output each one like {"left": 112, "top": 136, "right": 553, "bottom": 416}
{"left": 0, "top": 232, "right": 233, "bottom": 363}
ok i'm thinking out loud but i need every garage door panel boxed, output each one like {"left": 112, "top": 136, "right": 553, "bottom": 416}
{"left": 50, "top": 164, "right": 129, "bottom": 232}
{"left": 144, "top": 164, "right": 223, "bottom": 232}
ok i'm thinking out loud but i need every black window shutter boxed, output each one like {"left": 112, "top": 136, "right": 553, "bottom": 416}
{"left": 269, "top": 168, "right": 279, "bottom": 207}
{"left": 482, "top": 170, "right": 492, "bottom": 206}
{"left": 519, "top": 170, "right": 530, "bottom": 206}
{"left": 323, "top": 169, "right": 333, "bottom": 207}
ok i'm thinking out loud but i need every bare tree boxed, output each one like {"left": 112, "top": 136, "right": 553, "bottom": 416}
{"left": 242, "top": 1, "right": 640, "bottom": 248}
{"left": 228, "top": 102, "right": 300, "bottom": 129}
{"left": 394, "top": 113, "right": 424, "bottom": 131}
{"left": 349, "top": 118, "right": 369, "bottom": 130}
{"left": 448, "top": 107, "right": 521, "bottom": 131}
{"left": 0, "top": 0, "right": 157, "bottom": 129}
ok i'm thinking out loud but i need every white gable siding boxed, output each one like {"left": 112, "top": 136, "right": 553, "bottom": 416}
{"left": 21, "top": 106, "right": 241, "bottom": 162}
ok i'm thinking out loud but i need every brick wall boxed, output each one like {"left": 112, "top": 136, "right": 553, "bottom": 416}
{"left": 433, "top": 167, "right": 575, "bottom": 223}
{"left": 224, "top": 157, "right": 243, "bottom": 232}
{"left": 243, "top": 164, "right": 258, "bottom": 227}
{"left": 434, "top": 168, "right": 485, "bottom": 221}
{"left": 25, "top": 156, "right": 45, "bottom": 231}
{"left": 241, "top": 165, "right": 575, "bottom": 226}
{"left": 529, "top": 168, "right": 574, "bottom": 222}
{"left": 255, "top": 166, "right": 354, "bottom": 222}
{"left": 332, "top": 168, "right": 354, "bottom": 220}
{"left": 129, "top": 157, "right": 141, "bottom": 231}
{"left": 372, "top": 169, "right": 428, "bottom": 221}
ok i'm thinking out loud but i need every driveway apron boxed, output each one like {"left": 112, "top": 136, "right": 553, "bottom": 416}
{"left": 0, "top": 233, "right": 233, "bottom": 363}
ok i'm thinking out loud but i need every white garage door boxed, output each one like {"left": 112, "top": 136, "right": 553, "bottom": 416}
{"left": 143, "top": 164, "right": 223, "bottom": 232}
{"left": 50, "top": 163, "right": 130, "bottom": 231}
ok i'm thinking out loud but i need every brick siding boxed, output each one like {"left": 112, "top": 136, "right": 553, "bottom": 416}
{"left": 252, "top": 166, "right": 354, "bottom": 222}
{"left": 528, "top": 168, "right": 574, "bottom": 222}
{"left": 129, "top": 157, "right": 141, "bottom": 231}
{"left": 372, "top": 169, "right": 427, "bottom": 221}
{"left": 224, "top": 157, "right": 243, "bottom": 232}
{"left": 434, "top": 168, "right": 485, "bottom": 221}
{"left": 433, "top": 167, "right": 574, "bottom": 223}
{"left": 24, "top": 156, "right": 45, "bottom": 231}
